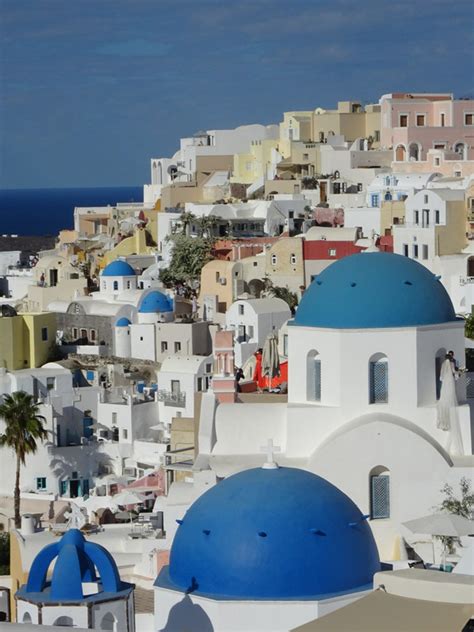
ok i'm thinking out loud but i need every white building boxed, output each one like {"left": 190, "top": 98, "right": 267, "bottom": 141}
{"left": 225, "top": 297, "right": 291, "bottom": 367}
{"left": 157, "top": 355, "right": 214, "bottom": 431}
{"left": 159, "top": 252, "right": 473, "bottom": 564}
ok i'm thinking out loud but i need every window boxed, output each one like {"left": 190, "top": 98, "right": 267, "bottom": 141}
{"left": 370, "top": 467, "right": 390, "bottom": 519}
{"left": 435, "top": 210, "right": 440, "bottom": 224}
{"left": 440, "top": 113, "right": 445, "bottom": 127}
{"left": 374, "top": 130, "right": 380, "bottom": 142}
{"left": 422, "top": 209, "right": 430, "bottom": 227}
{"left": 174, "top": 341, "right": 181, "bottom": 352}
{"left": 435, "top": 157, "right": 440, "bottom": 166}
{"left": 72, "top": 327, "right": 78, "bottom": 339}
{"left": 139, "top": 336, "right": 143, "bottom": 341}
{"left": 422, "top": 245, "right": 429, "bottom": 260}
{"left": 41, "top": 327, "right": 48, "bottom": 341}
{"left": 271, "top": 254, "right": 277, "bottom": 265}
{"left": 127, "top": 280, "right": 131, "bottom": 289}
{"left": 414, "top": 211, "right": 419, "bottom": 225}
{"left": 248, "top": 325, "right": 254, "bottom": 339}
{"left": 369, "top": 355, "right": 388, "bottom": 403}
{"left": 283, "top": 334, "right": 288, "bottom": 357}
{"left": 290, "top": 254, "right": 297, "bottom": 265}
{"left": 46, "top": 377, "right": 55, "bottom": 390}
{"left": 112, "top": 412, "right": 117, "bottom": 425}
{"left": 197, "top": 377, "right": 203, "bottom": 391}
{"left": 215, "top": 272, "right": 220, "bottom": 282}
{"left": 238, "top": 304, "right": 244, "bottom": 315}
{"left": 123, "top": 429, "right": 128, "bottom": 440}
{"left": 36, "top": 477, "right": 46, "bottom": 490}
{"left": 161, "top": 341, "right": 168, "bottom": 353}
{"left": 403, "top": 244, "right": 409, "bottom": 257}
{"left": 413, "top": 244, "right": 419, "bottom": 258}
{"left": 328, "top": 248, "right": 337, "bottom": 257}
{"left": 370, "top": 194, "right": 379, "bottom": 208}
{"left": 90, "top": 329, "right": 96, "bottom": 342}
{"left": 465, "top": 113, "right": 473, "bottom": 126}
{"left": 206, "top": 363, "right": 212, "bottom": 373}
{"left": 303, "top": 153, "right": 309, "bottom": 160}
{"left": 424, "top": 194, "right": 428, "bottom": 204}
{"left": 333, "top": 182, "right": 341, "bottom": 194}
{"left": 399, "top": 114, "right": 408, "bottom": 127}
{"left": 113, "top": 281, "right": 118, "bottom": 291}
{"left": 306, "top": 351, "right": 321, "bottom": 402}
{"left": 416, "top": 114, "right": 425, "bottom": 127}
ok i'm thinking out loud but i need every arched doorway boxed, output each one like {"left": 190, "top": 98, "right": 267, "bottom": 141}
{"left": 409, "top": 143, "right": 420, "bottom": 161}
{"left": 395, "top": 145, "right": 406, "bottom": 161}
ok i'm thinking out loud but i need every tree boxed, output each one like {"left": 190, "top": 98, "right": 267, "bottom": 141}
{"left": 465, "top": 313, "right": 474, "bottom": 340}
{"left": 265, "top": 282, "right": 299, "bottom": 314}
{"left": 436, "top": 477, "right": 474, "bottom": 553}
{"left": 0, "top": 392, "right": 48, "bottom": 528}
{"left": 159, "top": 235, "right": 214, "bottom": 287}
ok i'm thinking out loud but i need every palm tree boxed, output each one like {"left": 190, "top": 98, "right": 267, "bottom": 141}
{"left": 0, "top": 392, "right": 48, "bottom": 528}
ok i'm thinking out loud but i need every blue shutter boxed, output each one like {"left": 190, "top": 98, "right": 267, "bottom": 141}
{"left": 60, "top": 481, "right": 67, "bottom": 496}
{"left": 370, "top": 361, "right": 388, "bottom": 403}
{"left": 371, "top": 475, "right": 390, "bottom": 519}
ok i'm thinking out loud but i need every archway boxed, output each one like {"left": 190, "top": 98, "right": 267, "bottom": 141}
{"left": 409, "top": 143, "right": 420, "bottom": 161}
{"left": 454, "top": 142, "right": 466, "bottom": 159}
{"left": 54, "top": 615, "right": 74, "bottom": 626}
{"left": 101, "top": 612, "right": 118, "bottom": 631}
{"left": 22, "top": 612, "right": 32, "bottom": 623}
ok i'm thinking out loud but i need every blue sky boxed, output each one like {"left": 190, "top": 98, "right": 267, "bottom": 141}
{"left": 1, "top": 0, "right": 473, "bottom": 189}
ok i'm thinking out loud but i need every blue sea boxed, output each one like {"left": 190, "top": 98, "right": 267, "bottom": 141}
{"left": 0, "top": 186, "right": 143, "bottom": 236}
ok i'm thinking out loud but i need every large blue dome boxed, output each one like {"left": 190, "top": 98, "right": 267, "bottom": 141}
{"left": 19, "top": 529, "right": 130, "bottom": 603}
{"left": 159, "top": 467, "right": 380, "bottom": 600}
{"left": 294, "top": 252, "right": 457, "bottom": 329}
{"left": 139, "top": 291, "right": 173, "bottom": 313}
{"left": 101, "top": 260, "right": 136, "bottom": 277}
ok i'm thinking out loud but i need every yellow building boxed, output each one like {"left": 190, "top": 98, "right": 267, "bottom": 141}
{"left": 231, "top": 138, "right": 279, "bottom": 185}
{"left": 101, "top": 227, "right": 155, "bottom": 267}
{"left": 0, "top": 311, "right": 56, "bottom": 370}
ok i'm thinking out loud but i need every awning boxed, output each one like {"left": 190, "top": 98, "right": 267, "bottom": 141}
{"left": 291, "top": 590, "right": 474, "bottom": 632}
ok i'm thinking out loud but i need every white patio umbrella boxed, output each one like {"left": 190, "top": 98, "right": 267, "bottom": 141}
{"left": 261, "top": 334, "right": 280, "bottom": 391}
{"left": 112, "top": 490, "right": 147, "bottom": 526}
{"left": 403, "top": 512, "right": 474, "bottom": 567}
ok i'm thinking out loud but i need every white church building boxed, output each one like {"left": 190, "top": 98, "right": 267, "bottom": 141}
{"left": 161, "top": 252, "right": 474, "bottom": 561}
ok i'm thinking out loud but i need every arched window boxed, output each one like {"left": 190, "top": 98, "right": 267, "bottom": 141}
{"left": 369, "top": 466, "right": 390, "bottom": 519}
{"left": 307, "top": 351, "right": 321, "bottom": 402}
{"left": 271, "top": 254, "right": 277, "bottom": 265}
{"left": 113, "top": 280, "right": 118, "bottom": 291}
{"left": 22, "top": 612, "right": 32, "bottom": 623}
{"left": 101, "top": 612, "right": 118, "bottom": 631}
{"left": 369, "top": 353, "right": 388, "bottom": 404}
{"left": 384, "top": 192, "right": 392, "bottom": 201}
{"left": 435, "top": 348, "right": 447, "bottom": 400}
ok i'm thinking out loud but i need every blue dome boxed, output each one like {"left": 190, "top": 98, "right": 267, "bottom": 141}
{"left": 19, "top": 529, "right": 129, "bottom": 603}
{"left": 101, "top": 260, "right": 136, "bottom": 277}
{"left": 294, "top": 252, "right": 456, "bottom": 329}
{"left": 139, "top": 291, "right": 173, "bottom": 313}
{"left": 159, "top": 467, "right": 380, "bottom": 600}
{"left": 115, "top": 317, "right": 131, "bottom": 327}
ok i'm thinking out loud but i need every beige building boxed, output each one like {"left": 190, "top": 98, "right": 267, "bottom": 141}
{"left": 199, "top": 260, "right": 245, "bottom": 323}
{"left": 26, "top": 255, "right": 88, "bottom": 312}
{"left": 161, "top": 155, "right": 234, "bottom": 209}
{"left": 312, "top": 102, "right": 381, "bottom": 147}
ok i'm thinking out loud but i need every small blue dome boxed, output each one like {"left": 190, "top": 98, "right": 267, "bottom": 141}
{"left": 101, "top": 260, "right": 136, "bottom": 277}
{"left": 139, "top": 291, "right": 173, "bottom": 313}
{"left": 20, "top": 529, "right": 127, "bottom": 603}
{"left": 159, "top": 467, "right": 380, "bottom": 600}
{"left": 116, "top": 317, "right": 131, "bottom": 327}
{"left": 294, "top": 252, "right": 456, "bottom": 329}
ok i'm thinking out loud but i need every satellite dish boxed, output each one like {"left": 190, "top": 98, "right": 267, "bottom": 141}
{"left": 167, "top": 165, "right": 178, "bottom": 175}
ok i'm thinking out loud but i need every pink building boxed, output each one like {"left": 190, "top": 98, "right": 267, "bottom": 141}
{"left": 380, "top": 93, "right": 474, "bottom": 176}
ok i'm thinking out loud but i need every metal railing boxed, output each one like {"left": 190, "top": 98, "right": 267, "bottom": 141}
{"left": 157, "top": 389, "right": 186, "bottom": 407}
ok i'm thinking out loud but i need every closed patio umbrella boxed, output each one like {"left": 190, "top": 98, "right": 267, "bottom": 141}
{"left": 261, "top": 334, "right": 280, "bottom": 391}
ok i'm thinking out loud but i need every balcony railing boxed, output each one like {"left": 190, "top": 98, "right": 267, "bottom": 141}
{"left": 157, "top": 389, "right": 186, "bottom": 407}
